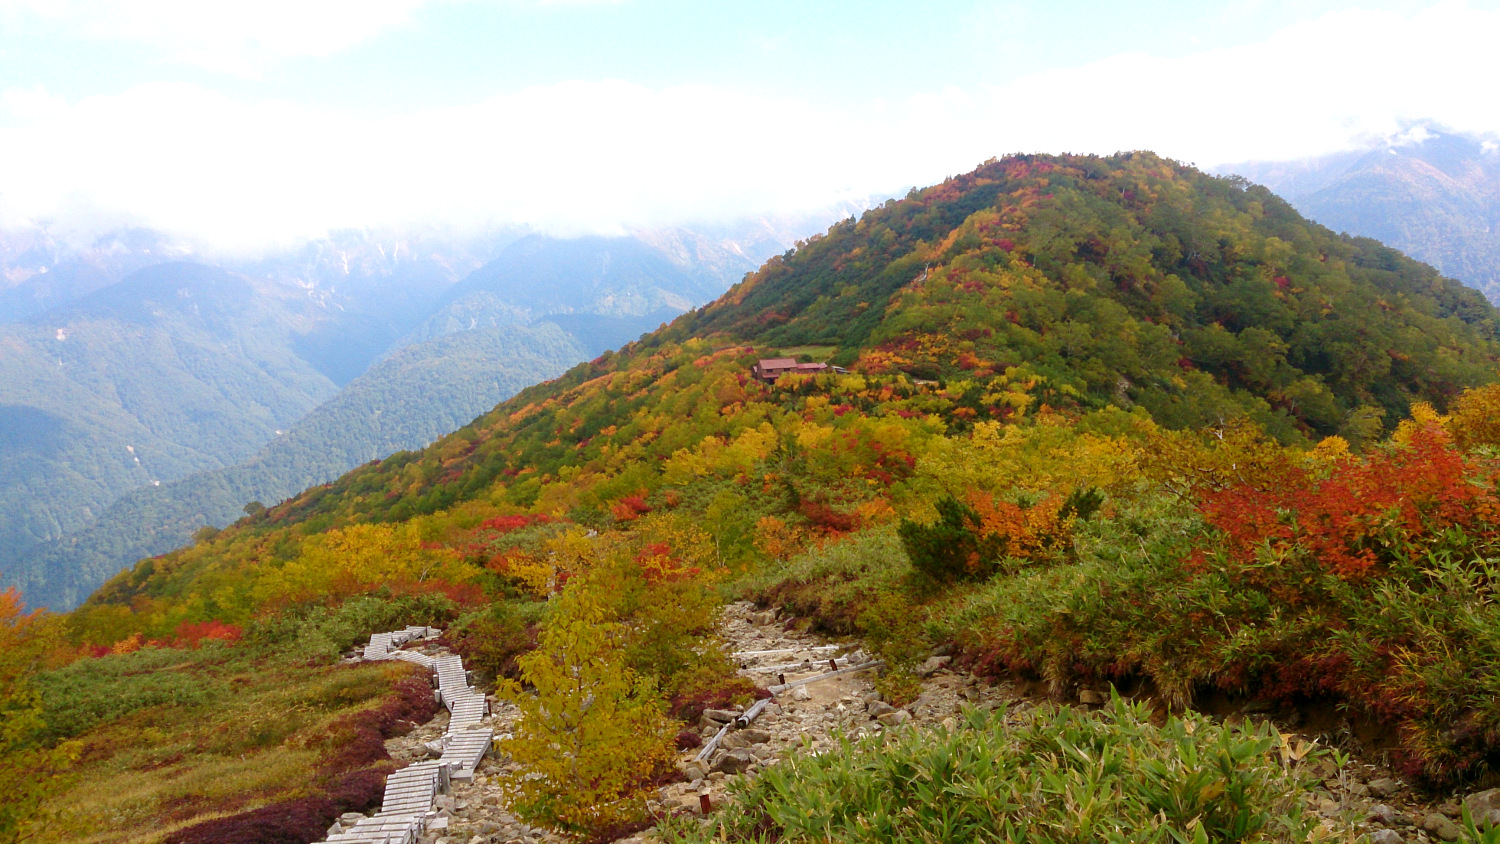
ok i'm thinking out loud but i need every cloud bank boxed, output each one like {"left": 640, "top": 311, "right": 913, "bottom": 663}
{"left": 1, "top": 3, "right": 1497, "bottom": 252}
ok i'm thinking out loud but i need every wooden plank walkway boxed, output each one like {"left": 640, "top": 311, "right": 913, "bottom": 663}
{"left": 318, "top": 625, "right": 494, "bottom": 842}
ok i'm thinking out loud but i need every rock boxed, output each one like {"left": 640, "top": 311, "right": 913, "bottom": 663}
{"left": 1368, "top": 804, "right": 1399, "bottom": 825}
{"left": 866, "top": 700, "right": 897, "bottom": 718}
{"left": 918, "top": 656, "right": 951, "bottom": 677}
{"left": 703, "top": 708, "right": 739, "bottom": 724}
{"left": 1368, "top": 830, "right": 1403, "bottom": 844}
{"left": 877, "top": 710, "right": 911, "bottom": 727}
{"left": 679, "top": 760, "right": 708, "bottom": 780}
{"left": 1423, "top": 812, "right": 1463, "bottom": 842}
{"left": 1240, "top": 699, "right": 1274, "bottom": 715}
{"left": 722, "top": 731, "right": 766, "bottom": 750}
{"left": 1466, "top": 789, "right": 1500, "bottom": 828}
{"left": 1367, "top": 777, "right": 1401, "bottom": 799}
{"left": 711, "top": 750, "right": 755, "bottom": 774}
{"left": 1078, "top": 689, "right": 1105, "bottom": 706}
{"left": 327, "top": 822, "right": 343, "bottom": 836}
{"left": 791, "top": 685, "right": 812, "bottom": 701}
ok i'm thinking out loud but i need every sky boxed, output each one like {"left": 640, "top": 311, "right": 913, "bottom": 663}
{"left": 1, "top": 0, "right": 1498, "bottom": 252}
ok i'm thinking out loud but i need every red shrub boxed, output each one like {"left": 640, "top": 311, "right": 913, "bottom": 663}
{"left": 171, "top": 620, "right": 243, "bottom": 648}
{"left": 1199, "top": 425, "right": 1500, "bottom": 578}
{"left": 611, "top": 495, "right": 653, "bottom": 522}
{"left": 799, "top": 500, "right": 858, "bottom": 533}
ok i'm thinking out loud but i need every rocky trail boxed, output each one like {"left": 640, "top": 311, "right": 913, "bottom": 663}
{"left": 356, "top": 603, "right": 1494, "bottom": 844}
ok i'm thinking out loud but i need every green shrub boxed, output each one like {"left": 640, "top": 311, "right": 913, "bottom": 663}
{"left": 245, "top": 592, "right": 458, "bottom": 663}
{"left": 897, "top": 496, "right": 988, "bottom": 584}
{"left": 446, "top": 599, "right": 546, "bottom": 683}
{"left": 750, "top": 525, "right": 911, "bottom": 635}
{"left": 660, "top": 696, "right": 1319, "bottom": 844}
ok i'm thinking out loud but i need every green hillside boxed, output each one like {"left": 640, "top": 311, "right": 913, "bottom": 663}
{"left": 13, "top": 323, "right": 586, "bottom": 610}
{"left": 0, "top": 263, "right": 341, "bottom": 598}
{"left": 1226, "top": 128, "right": 1500, "bottom": 303}
{"left": 12, "top": 152, "right": 1500, "bottom": 842}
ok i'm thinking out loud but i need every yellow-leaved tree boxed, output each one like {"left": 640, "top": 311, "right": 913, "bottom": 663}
{"left": 0, "top": 589, "right": 81, "bottom": 844}
{"left": 497, "top": 575, "right": 676, "bottom": 838}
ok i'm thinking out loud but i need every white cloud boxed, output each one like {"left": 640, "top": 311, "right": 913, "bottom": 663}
{"left": 0, "top": 0, "right": 430, "bottom": 75}
{"left": 2, "top": 2, "right": 1498, "bottom": 252}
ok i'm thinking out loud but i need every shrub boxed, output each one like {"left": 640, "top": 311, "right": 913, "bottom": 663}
{"left": 898, "top": 496, "right": 988, "bottom": 583}
{"left": 445, "top": 600, "right": 545, "bottom": 683}
{"left": 245, "top": 592, "right": 458, "bottom": 663}
{"left": 659, "top": 697, "right": 1319, "bottom": 844}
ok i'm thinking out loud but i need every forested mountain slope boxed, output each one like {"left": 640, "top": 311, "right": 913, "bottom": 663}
{"left": 1224, "top": 127, "right": 1500, "bottom": 302}
{"left": 2, "top": 229, "right": 784, "bottom": 609}
{"left": 0, "top": 262, "right": 340, "bottom": 596}
{"left": 90, "top": 152, "right": 1499, "bottom": 611}
{"left": 14, "top": 323, "right": 585, "bottom": 610}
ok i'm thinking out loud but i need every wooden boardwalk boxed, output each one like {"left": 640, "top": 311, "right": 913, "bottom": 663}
{"left": 322, "top": 626, "right": 495, "bottom": 844}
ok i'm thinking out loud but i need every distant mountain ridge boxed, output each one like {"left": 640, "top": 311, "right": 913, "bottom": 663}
{"left": 1, "top": 214, "right": 861, "bottom": 608}
{"left": 1221, "top": 125, "right": 1500, "bottom": 301}
{"left": 14, "top": 322, "right": 585, "bottom": 609}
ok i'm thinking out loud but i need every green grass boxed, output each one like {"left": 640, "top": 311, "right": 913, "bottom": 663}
{"left": 777, "top": 346, "right": 838, "bottom": 361}
{"left": 660, "top": 696, "right": 1320, "bottom": 843}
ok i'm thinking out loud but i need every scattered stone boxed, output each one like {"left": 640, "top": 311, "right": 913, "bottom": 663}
{"left": 1368, "top": 777, "right": 1402, "bottom": 799}
{"left": 1368, "top": 830, "right": 1403, "bottom": 844}
{"left": 877, "top": 710, "right": 912, "bottom": 727}
{"left": 791, "top": 685, "right": 812, "bottom": 701}
{"left": 1077, "top": 689, "right": 1104, "bottom": 706}
{"left": 866, "top": 700, "right": 897, "bottom": 718}
{"left": 326, "top": 822, "right": 343, "bottom": 836}
{"left": 1423, "top": 812, "right": 1463, "bottom": 842}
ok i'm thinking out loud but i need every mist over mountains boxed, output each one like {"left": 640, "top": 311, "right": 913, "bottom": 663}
{"left": 0, "top": 208, "right": 868, "bottom": 609}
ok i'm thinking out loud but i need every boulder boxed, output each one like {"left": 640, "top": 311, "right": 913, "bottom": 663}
{"left": 1367, "top": 804, "right": 1399, "bottom": 826}
{"left": 703, "top": 708, "right": 739, "bottom": 724}
{"left": 1078, "top": 689, "right": 1105, "bottom": 706}
{"left": 722, "top": 729, "right": 771, "bottom": 750}
{"left": 791, "top": 685, "right": 812, "bottom": 701}
{"left": 918, "top": 656, "right": 951, "bottom": 677}
{"left": 1466, "top": 789, "right": 1500, "bottom": 828}
{"left": 877, "top": 710, "right": 912, "bottom": 727}
{"left": 711, "top": 750, "right": 755, "bottom": 774}
{"left": 678, "top": 760, "right": 708, "bottom": 781}
{"left": 1367, "top": 830, "right": 1403, "bottom": 844}
{"left": 1367, "top": 777, "right": 1401, "bottom": 799}
{"left": 1423, "top": 812, "right": 1462, "bottom": 842}
{"left": 866, "top": 700, "right": 897, "bottom": 719}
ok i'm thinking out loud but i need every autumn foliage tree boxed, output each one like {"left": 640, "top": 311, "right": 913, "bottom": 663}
{"left": 497, "top": 577, "right": 676, "bottom": 837}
